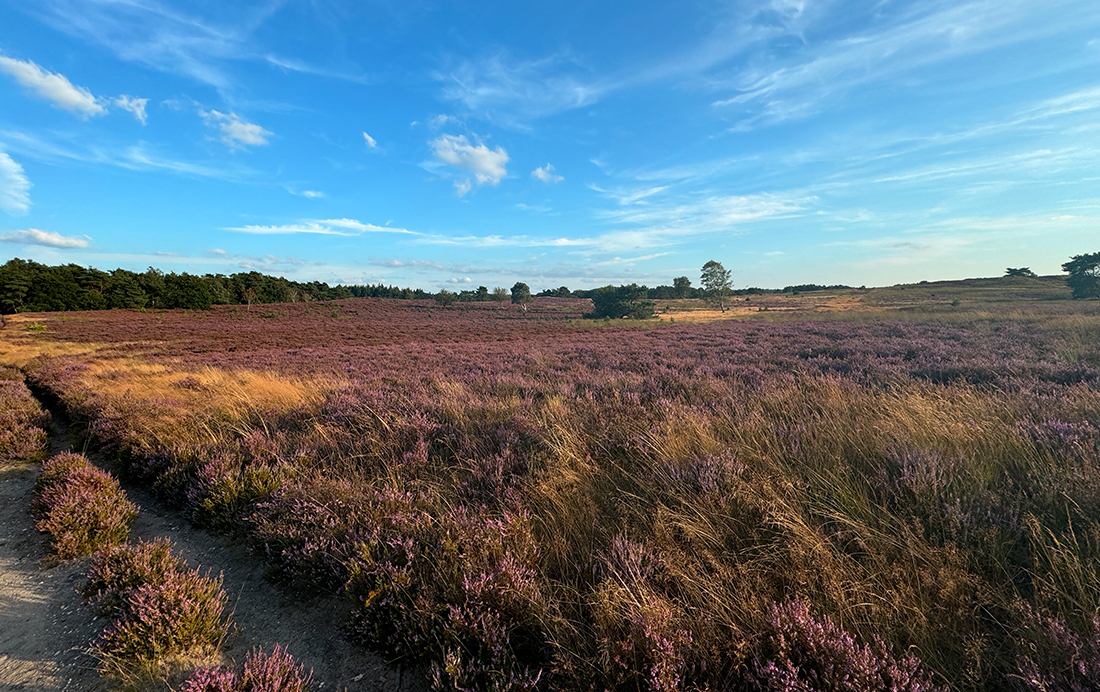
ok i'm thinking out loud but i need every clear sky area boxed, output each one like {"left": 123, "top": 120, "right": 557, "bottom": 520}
{"left": 0, "top": 1, "right": 1098, "bottom": 291}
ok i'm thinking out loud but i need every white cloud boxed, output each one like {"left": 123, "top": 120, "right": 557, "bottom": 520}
{"left": 114, "top": 95, "right": 148, "bottom": 124}
{"left": 532, "top": 163, "right": 563, "bottom": 184}
{"left": 226, "top": 218, "right": 419, "bottom": 237}
{"left": 0, "top": 56, "right": 107, "bottom": 118}
{"left": 301, "top": 190, "right": 325, "bottom": 199}
{"left": 430, "top": 134, "right": 509, "bottom": 194}
{"left": 363, "top": 131, "right": 377, "bottom": 148}
{"left": 200, "top": 109, "right": 272, "bottom": 148}
{"left": 0, "top": 153, "right": 32, "bottom": 216}
{"left": 0, "top": 228, "right": 89, "bottom": 248}
{"left": 439, "top": 52, "right": 606, "bottom": 127}
{"left": 712, "top": 0, "right": 1086, "bottom": 128}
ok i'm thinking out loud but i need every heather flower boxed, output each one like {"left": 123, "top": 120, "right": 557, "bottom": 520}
{"left": 31, "top": 452, "right": 137, "bottom": 559}
{"left": 83, "top": 539, "right": 230, "bottom": 676}
{"left": 746, "top": 599, "right": 944, "bottom": 692}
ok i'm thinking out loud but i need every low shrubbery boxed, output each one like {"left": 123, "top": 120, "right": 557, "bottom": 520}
{"left": 183, "top": 645, "right": 313, "bottom": 692}
{"left": 31, "top": 452, "right": 137, "bottom": 559}
{"left": 21, "top": 307, "right": 1100, "bottom": 692}
{"left": 82, "top": 538, "right": 230, "bottom": 679}
{"left": 0, "top": 365, "right": 48, "bottom": 466}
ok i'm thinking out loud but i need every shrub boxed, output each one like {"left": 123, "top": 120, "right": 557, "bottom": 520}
{"left": 83, "top": 539, "right": 230, "bottom": 678}
{"left": 345, "top": 502, "right": 545, "bottom": 692}
{"left": 746, "top": 599, "right": 944, "bottom": 692}
{"left": 182, "top": 645, "right": 313, "bottom": 692}
{"left": 1013, "top": 603, "right": 1100, "bottom": 692}
{"left": 0, "top": 373, "right": 49, "bottom": 466}
{"left": 31, "top": 452, "right": 137, "bottom": 559}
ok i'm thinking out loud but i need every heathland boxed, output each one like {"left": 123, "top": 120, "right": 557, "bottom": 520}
{"left": 2, "top": 274, "right": 1100, "bottom": 692}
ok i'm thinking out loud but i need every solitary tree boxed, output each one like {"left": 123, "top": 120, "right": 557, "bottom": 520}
{"left": 586, "top": 284, "right": 655, "bottom": 319}
{"left": 434, "top": 289, "right": 457, "bottom": 306}
{"left": 1005, "top": 267, "right": 1037, "bottom": 278}
{"left": 491, "top": 286, "right": 509, "bottom": 304}
{"left": 700, "top": 260, "right": 732, "bottom": 312}
{"left": 1063, "top": 252, "right": 1100, "bottom": 299}
{"left": 511, "top": 282, "right": 532, "bottom": 311}
{"left": 673, "top": 276, "right": 692, "bottom": 299}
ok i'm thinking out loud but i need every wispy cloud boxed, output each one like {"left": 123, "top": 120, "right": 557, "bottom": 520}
{"left": 363, "top": 131, "right": 377, "bottom": 149}
{"left": 712, "top": 0, "right": 1092, "bottom": 128}
{"left": 0, "top": 55, "right": 107, "bottom": 118}
{"left": 430, "top": 134, "right": 508, "bottom": 196}
{"left": 113, "top": 95, "right": 148, "bottom": 124}
{"left": 0, "top": 228, "right": 89, "bottom": 247}
{"left": 200, "top": 109, "right": 272, "bottom": 149}
{"left": 438, "top": 52, "right": 606, "bottom": 127}
{"left": 532, "top": 163, "right": 563, "bottom": 184}
{"left": 0, "top": 152, "right": 32, "bottom": 216}
{"left": 227, "top": 218, "right": 419, "bottom": 237}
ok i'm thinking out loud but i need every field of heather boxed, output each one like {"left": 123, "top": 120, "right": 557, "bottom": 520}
{"left": 4, "top": 283, "right": 1100, "bottom": 692}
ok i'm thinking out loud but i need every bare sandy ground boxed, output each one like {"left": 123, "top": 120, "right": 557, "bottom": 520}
{"left": 0, "top": 411, "right": 428, "bottom": 692}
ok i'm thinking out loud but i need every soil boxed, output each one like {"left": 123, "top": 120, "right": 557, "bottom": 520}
{"left": 0, "top": 404, "right": 429, "bottom": 692}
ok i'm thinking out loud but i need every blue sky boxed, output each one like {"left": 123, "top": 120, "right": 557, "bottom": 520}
{"left": 0, "top": 0, "right": 1098, "bottom": 291}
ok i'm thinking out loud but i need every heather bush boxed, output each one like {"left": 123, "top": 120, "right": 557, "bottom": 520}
{"left": 31, "top": 452, "right": 137, "bottom": 559}
{"left": 746, "top": 599, "right": 944, "bottom": 692}
{"left": 1013, "top": 604, "right": 1100, "bottom": 692}
{"left": 83, "top": 539, "right": 230, "bottom": 678}
{"left": 0, "top": 368, "right": 48, "bottom": 465}
{"left": 346, "top": 502, "right": 545, "bottom": 692}
{"left": 182, "top": 645, "right": 313, "bottom": 692}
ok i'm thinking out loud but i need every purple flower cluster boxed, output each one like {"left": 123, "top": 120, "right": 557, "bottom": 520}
{"left": 183, "top": 644, "right": 313, "bottom": 692}
{"left": 83, "top": 538, "right": 230, "bottom": 674}
{"left": 31, "top": 452, "right": 137, "bottom": 559}
{"left": 0, "top": 365, "right": 48, "bottom": 465}
{"left": 747, "top": 599, "right": 944, "bottom": 692}
{"left": 1014, "top": 604, "right": 1100, "bottom": 692}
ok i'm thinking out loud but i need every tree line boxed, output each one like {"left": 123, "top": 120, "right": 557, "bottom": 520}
{"left": 0, "top": 259, "right": 431, "bottom": 314}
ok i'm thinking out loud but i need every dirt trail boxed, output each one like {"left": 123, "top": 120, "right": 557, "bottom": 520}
{"left": 0, "top": 398, "right": 427, "bottom": 692}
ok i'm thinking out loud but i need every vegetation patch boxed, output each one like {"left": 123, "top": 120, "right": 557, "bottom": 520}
{"left": 0, "top": 365, "right": 48, "bottom": 467}
{"left": 31, "top": 452, "right": 137, "bottom": 560}
{"left": 82, "top": 538, "right": 231, "bottom": 682}
{"left": 182, "top": 645, "right": 313, "bottom": 692}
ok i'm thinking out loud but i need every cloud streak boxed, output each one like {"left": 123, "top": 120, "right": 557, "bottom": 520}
{"left": 0, "top": 153, "right": 32, "bottom": 216}
{"left": 226, "top": 218, "right": 419, "bottom": 237}
{"left": 0, "top": 55, "right": 107, "bottom": 118}
{"left": 200, "top": 109, "right": 272, "bottom": 148}
{"left": 0, "top": 228, "right": 89, "bottom": 247}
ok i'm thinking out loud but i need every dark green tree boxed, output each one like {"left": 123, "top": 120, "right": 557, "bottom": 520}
{"left": 104, "top": 270, "right": 148, "bottom": 309}
{"left": 0, "top": 259, "right": 32, "bottom": 314}
{"left": 673, "top": 276, "right": 692, "bottom": 298}
{"left": 511, "top": 282, "right": 532, "bottom": 310}
{"left": 1005, "top": 267, "right": 1037, "bottom": 278}
{"left": 1063, "top": 252, "right": 1100, "bottom": 299}
{"left": 701, "top": 260, "right": 732, "bottom": 311}
{"left": 163, "top": 273, "right": 213, "bottom": 309}
{"left": 434, "top": 289, "right": 457, "bottom": 306}
{"left": 587, "top": 284, "right": 655, "bottom": 319}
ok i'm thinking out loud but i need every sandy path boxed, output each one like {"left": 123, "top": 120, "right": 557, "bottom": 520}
{"left": 0, "top": 403, "right": 428, "bottom": 692}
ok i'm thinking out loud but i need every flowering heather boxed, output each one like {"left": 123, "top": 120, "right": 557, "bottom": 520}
{"left": 747, "top": 599, "right": 944, "bottom": 692}
{"left": 17, "top": 297, "right": 1100, "bottom": 692}
{"left": 31, "top": 452, "right": 137, "bottom": 559}
{"left": 83, "top": 539, "right": 230, "bottom": 677}
{"left": 1013, "top": 604, "right": 1100, "bottom": 692}
{"left": 182, "top": 645, "right": 313, "bottom": 692}
{"left": 0, "top": 365, "right": 48, "bottom": 465}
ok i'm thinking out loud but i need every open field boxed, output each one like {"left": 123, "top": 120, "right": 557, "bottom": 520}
{"left": 3, "top": 278, "right": 1100, "bottom": 691}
